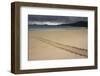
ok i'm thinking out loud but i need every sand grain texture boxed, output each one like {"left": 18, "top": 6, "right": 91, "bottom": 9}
{"left": 28, "top": 28, "right": 88, "bottom": 60}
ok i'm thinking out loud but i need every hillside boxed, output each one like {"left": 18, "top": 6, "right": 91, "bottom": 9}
{"left": 28, "top": 21, "right": 88, "bottom": 29}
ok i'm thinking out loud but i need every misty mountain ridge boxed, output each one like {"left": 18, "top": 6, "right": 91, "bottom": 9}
{"left": 28, "top": 21, "right": 88, "bottom": 29}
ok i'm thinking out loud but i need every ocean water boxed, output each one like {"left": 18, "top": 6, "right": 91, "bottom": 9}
{"left": 28, "top": 27, "right": 87, "bottom": 31}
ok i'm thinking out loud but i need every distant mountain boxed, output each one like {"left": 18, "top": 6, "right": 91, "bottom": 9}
{"left": 28, "top": 21, "right": 88, "bottom": 29}
{"left": 60, "top": 21, "right": 87, "bottom": 27}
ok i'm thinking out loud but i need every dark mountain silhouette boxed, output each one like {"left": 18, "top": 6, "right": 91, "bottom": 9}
{"left": 60, "top": 21, "right": 87, "bottom": 27}
{"left": 28, "top": 21, "right": 88, "bottom": 29}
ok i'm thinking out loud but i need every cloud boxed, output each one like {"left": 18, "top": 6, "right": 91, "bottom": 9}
{"left": 28, "top": 21, "right": 63, "bottom": 25}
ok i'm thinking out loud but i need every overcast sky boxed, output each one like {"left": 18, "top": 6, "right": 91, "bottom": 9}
{"left": 28, "top": 15, "right": 88, "bottom": 25}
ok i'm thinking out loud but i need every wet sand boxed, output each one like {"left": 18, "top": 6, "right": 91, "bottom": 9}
{"left": 28, "top": 28, "right": 88, "bottom": 60}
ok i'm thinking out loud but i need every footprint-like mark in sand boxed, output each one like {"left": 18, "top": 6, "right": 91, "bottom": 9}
{"left": 32, "top": 36, "right": 88, "bottom": 57}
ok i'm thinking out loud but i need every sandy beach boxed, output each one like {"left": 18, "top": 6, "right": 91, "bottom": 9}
{"left": 28, "top": 28, "right": 88, "bottom": 60}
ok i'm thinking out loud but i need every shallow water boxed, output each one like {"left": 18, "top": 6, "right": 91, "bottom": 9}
{"left": 28, "top": 27, "right": 87, "bottom": 31}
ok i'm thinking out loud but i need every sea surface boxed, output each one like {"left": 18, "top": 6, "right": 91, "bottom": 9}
{"left": 28, "top": 27, "right": 87, "bottom": 31}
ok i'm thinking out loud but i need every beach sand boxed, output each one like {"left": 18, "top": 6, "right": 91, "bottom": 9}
{"left": 28, "top": 28, "right": 88, "bottom": 60}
